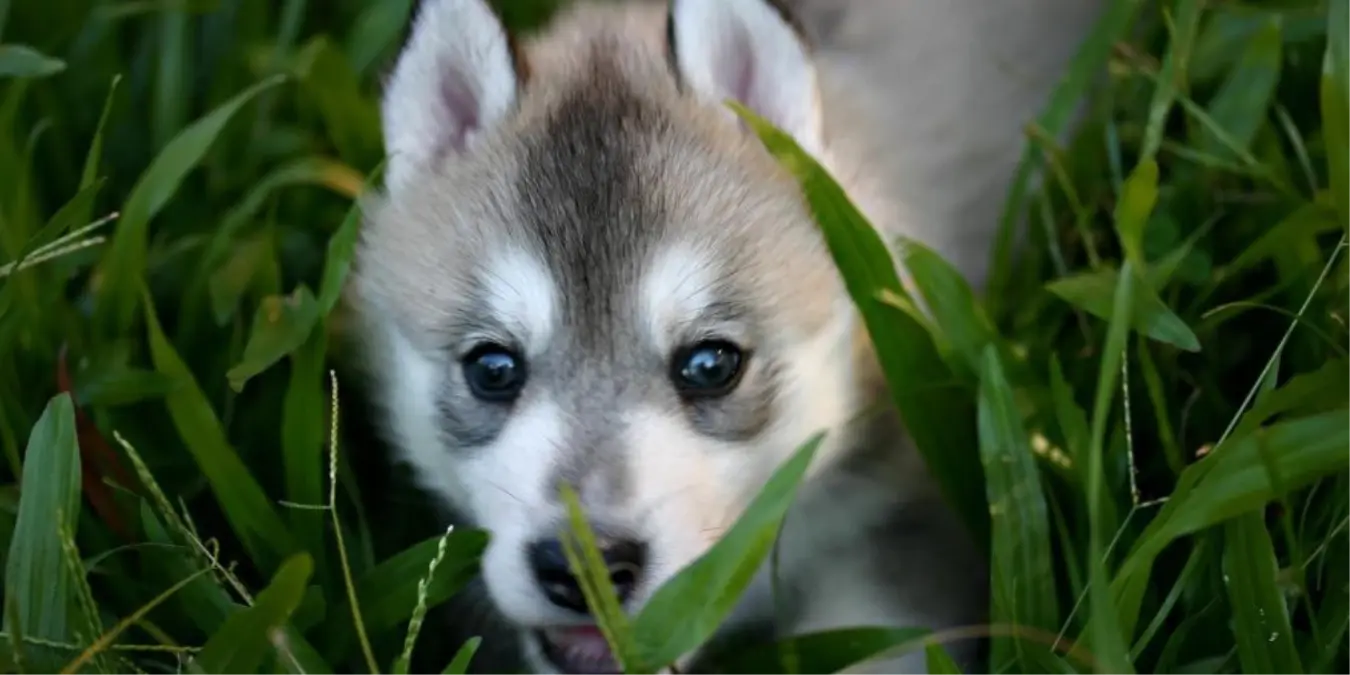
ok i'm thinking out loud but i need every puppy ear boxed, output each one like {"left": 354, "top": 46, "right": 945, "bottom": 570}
{"left": 667, "top": 0, "right": 823, "bottom": 155}
{"left": 381, "top": 0, "right": 521, "bottom": 192}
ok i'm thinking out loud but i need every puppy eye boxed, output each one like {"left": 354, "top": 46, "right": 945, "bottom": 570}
{"left": 462, "top": 344, "right": 527, "bottom": 402}
{"left": 671, "top": 340, "right": 746, "bottom": 398}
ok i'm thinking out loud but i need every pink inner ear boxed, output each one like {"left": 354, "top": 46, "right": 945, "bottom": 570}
{"left": 727, "top": 22, "right": 757, "bottom": 109}
{"left": 438, "top": 64, "right": 480, "bottom": 154}
{"left": 722, "top": 21, "right": 764, "bottom": 135}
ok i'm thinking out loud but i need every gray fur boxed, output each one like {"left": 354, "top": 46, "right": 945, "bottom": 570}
{"left": 350, "top": 0, "right": 1104, "bottom": 672}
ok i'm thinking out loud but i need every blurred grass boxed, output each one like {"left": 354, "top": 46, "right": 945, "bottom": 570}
{"left": 0, "top": 0, "right": 1346, "bottom": 674}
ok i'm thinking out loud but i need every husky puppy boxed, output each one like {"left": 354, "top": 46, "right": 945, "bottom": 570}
{"left": 348, "top": 0, "right": 1102, "bottom": 672}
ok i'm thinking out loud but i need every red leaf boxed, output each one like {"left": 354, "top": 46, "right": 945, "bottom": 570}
{"left": 57, "top": 344, "right": 141, "bottom": 542}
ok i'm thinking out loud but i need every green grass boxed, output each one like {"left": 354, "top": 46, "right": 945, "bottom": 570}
{"left": 0, "top": 0, "right": 1346, "bottom": 673}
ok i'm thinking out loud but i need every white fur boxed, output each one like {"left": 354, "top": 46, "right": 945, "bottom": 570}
{"left": 382, "top": 324, "right": 459, "bottom": 501}
{"left": 380, "top": 0, "right": 519, "bottom": 193}
{"left": 670, "top": 0, "right": 823, "bottom": 156}
{"left": 640, "top": 243, "right": 718, "bottom": 353}
{"left": 470, "top": 399, "right": 578, "bottom": 627}
{"left": 481, "top": 247, "right": 559, "bottom": 356}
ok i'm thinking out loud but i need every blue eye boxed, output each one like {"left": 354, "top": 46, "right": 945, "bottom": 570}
{"left": 672, "top": 341, "right": 746, "bottom": 397}
{"left": 463, "top": 344, "right": 527, "bottom": 402}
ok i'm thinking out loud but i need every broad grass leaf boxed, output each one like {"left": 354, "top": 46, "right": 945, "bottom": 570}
{"left": 191, "top": 553, "right": 314, "bottom": 674}
{"left": 441, "top": 637, "right": 482, "bottom": 675}
{"left": 1323, "top": 0, "right": 1348, "bottom": 226}
{"left": 96, "top": 74, "right": 285, "bottom": 335}
{"left": 1229, "top": 357, "right": 1349, "bottom": 441}
{"left": 896, "top": 235, "right": 1001, "bottom": 382}
{"left": 977, "top": 346, "right": 1058, "bottom": 665}
{"left": 317, "top": 529, "right": 488, "bottom": 663}
{"left": 1223, "top": 513, "right": 1304, "bottom": 674}
{"left": 1114, "top": 159, "right": 1158, "bottom": 268}
{"left": 1046, "top": 267, "right": 1201, "bottom": 352}
{"left": 1110, "top": 409, "right": 1350, "bottom": 638}
{"left": 1197, "top": 16, "right": 1283, "bottom": 161}
{"left": 0, "top": 44, "right": 64, "bottom": 78}
{"left": 706, "top": 627, "right": 929, "bottom": 675}
{"left": 731, "top": 102, "right": 986, "bottom": 543}
{"left": 1129, "top": 540, "right": 1210, "bottom": 659}
{"left": 2, "top": 394, "right": 81, "bottom": 673}
{"left": 226, "top": 285, "right": 321, "bottom": 392}
{"left": 630, "top": 433, "right": 823, "bottom": 670}
{"left": 143, "top": 289, "right": 298, "bottom": 573}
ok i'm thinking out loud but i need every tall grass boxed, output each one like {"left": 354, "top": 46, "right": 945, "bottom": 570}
{"left": 0, "top": 0, "right": 1346, "bottom": 673}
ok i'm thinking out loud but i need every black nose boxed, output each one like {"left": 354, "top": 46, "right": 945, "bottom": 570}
{"left": 528, "top": 537, "right": 647, "bottom": 614}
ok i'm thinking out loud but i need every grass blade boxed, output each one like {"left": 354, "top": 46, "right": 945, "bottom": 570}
{"left": 977, "top": 346, "right": 1058, "bottom": 666}
{"left": 897, "top": 235, "right": 1001, "bottom": 381}
{"left": 281, "top": 329, "right": 329, "bottom": 584}
{"left": 191, "top": 553, "right": 314, "bottom": 674}
{"left": 925, "top": 643, "right": 963, "bottom": 674}
{"left": 96, "top": 74, "right": 285, "bottom": 335}
{"left": 1112, "top": 409, "right": 1350, "bottom": 637}
{"left": 226, "top": 285, "right": 321, "bottom": 392}
{"left": 732, "top": 102, "right": 986, "bottom": 543}
{"left": 1223, "top": 513, "right": 1303, "bottom": 674}
{"left": 1083, "top": 261, "right": 1137, "bottom": 674}
{"left": 1140, "top": 0, "right": 1203, "bottom": 161}
{"left": 318, "top": 161, "right": 383, "bottom": 315}
{"left": 630, "top": 433, "right": 824, "bottom": 670}
{"left": 1196, "top": 15, "right": 1284, "bottom": 162}
{"left": 0, "top": 44, "right": 65, "bottom": 78}
{"left": 559, "top": 485, "right": 643, "bottom": 672}
{"left": 143, "top": 288, "right": 298, "bottom": 573}
{"left": 440, "top": 637, "right": 481, "bottom": 675}
{"left": 988, "top": 0, "right": 1143, "bottom": 299}
{"left": 2, "top": 394, "right": 81, "bottom": 673}
{"left": 315, "top": 530, "right": 487, "bottom": 664}
{"left": 1046, "top": 267, "right": 1201, "bottom": 352}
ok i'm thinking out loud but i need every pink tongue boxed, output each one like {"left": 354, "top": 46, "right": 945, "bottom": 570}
{"left": 558, "top": 626, "right": 605, "bottom": 640}
{"left": 547, "top": 627, "right": 618, "bottom": 671}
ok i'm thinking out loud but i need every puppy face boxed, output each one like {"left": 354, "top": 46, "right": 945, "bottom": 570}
{"left": 349, "top": 0, "right": 863, "bottom": 669}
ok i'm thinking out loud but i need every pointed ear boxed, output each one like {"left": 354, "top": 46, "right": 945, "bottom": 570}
{"left": 667, "top": 0, "right": 823, "bottom": 156}
{"left": 381, "top": 0, "right": 522, "bottom": 193}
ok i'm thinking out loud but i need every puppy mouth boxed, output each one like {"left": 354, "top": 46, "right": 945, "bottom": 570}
{"left": 534, "top": 626, "right": 621, "bottom": 674}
